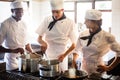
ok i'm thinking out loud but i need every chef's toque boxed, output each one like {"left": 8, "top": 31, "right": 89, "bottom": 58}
{"left": 10, "top": 1, "right": 23, "bottom": 9}
{"left": 50, "top": 0, "right": 64, "bottom": 10}
{"left": 85, "top": 9, "right": 102, "bottom": 20}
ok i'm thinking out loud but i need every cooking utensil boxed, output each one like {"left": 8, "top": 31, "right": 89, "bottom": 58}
{"left": 18, "top": 52, "right": 42, "bottom": 73}
{"left": 39, "top": 59, "right": 60, "bottom": 77}
{"left": 44, "top": 53, "right": 49, "bottom": 59}
{"left": 0, "top": 61, "right": 6, "bottom": 72}
{"left": 32, "top": 52, "right": 42, "bottom": 57}
{"left": 61, "top": 70, "right": 88, "bottom": 80}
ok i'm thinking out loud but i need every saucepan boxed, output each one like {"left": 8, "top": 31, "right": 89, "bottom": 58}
{"left": 61, "top": 69, "right": 88, "bottom": 80}
{"left": 18, "top": 52, "right": 42, "bottom": 73}
{"left": 39, "top": 59, "right": 61, "bottom": 77}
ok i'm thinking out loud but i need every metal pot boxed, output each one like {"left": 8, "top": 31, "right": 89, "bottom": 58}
{"left": 18, "top": 53, "right": 42, "bottom": 73}
{"left": 39, "top": 59, "right": 60, "bottom": 77}
{"left": 61, "top": 69, "right": 88, "bottom": 80}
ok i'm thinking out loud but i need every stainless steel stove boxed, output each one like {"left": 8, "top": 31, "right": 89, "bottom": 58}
{"left": 0, "top": 69, "right": 88, "bottom": 80}
{"left": 1, "top": 69, "right": 119, "bottom": 80}
{"left": 0, "top": 69, "right": 62, "bottom": 80}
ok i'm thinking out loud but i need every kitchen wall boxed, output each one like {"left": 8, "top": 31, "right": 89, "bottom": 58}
{"left": 112, "top": 0, "right": 120, "bottom": 42}
{"left": 0, "top": 2, "right": 11, "bottom": 23}
{"left": 30, "top": 0, "right": 118, "bottom": 62}
{"left": 27, "top": 0, "right": 51, "bottom": 43}
{"left": 30, "top": 0, "right": 51, "bottom": 29}
{"left": 102, "top": 0, "right": 120, "bottom": 61}
{"left": 31, "top": 0, "right": 120, "bottom": 43}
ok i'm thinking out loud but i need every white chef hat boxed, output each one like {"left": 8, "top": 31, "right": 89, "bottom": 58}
{"left": 85, "top": 9, "right": 102, "bottom": 20}
{"left": 10, "top": 1, "right": 23, "bottom": 9}
{"left": 50, "top": 0, "right": 64, "bottom": 10}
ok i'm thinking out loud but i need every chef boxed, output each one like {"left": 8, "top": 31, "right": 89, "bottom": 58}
{"left": 0, "top": 1, "right": 33, "bottom": 70}
{"left": 73, "top": 9, "right": 120, "bottom": 79}
{"left": 36, "top": 0, "right": 77, "bottom": 72}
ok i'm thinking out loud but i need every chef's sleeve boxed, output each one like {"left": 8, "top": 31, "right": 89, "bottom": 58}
{"left": 107, "top": 34, "right": 120, "bottom": 57}
{"left": 72, "top": 36, "right": 83, "bottom": 56}
{"left": 69, "top": 22, "right": 79, "bottom": 44}
{"left": 36, "top": 17, "right": 48, "bottom": 36}
{"left": 0, "top": 23, "right": 7, "bottom": 44}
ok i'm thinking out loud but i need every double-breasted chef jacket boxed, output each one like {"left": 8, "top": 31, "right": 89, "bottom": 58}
{"left": 36, "top": 16, "right": 77, "bottom": 72}
{"left": 0, "top": 16, "right": 28, "bottom": 70}
{"left": 74, "top": 29, "right": 120, "bottom": 75}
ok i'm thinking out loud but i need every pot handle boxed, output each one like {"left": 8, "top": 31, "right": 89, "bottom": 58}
{"left": 55, "top": 72, "right": 63, "bottom": 80}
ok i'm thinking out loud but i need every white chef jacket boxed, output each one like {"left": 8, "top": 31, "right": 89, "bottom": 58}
{"left": 0, "top": 17, "right": 28, "bottom": 70}
{"left": 36, "top": 16, "right": 77, "bottom": 72}
{"left": 74, "top": 30, "right": 120, "bottom": 75}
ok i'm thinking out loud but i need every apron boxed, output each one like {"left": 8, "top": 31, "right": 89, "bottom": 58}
{"left": 81, "top": 46, "right": 102, "bottom": 75}
{"left": 4, "top": 53, "right": 19, "bottom": 70}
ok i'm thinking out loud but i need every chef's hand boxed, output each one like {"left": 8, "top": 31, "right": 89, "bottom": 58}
{"left": 12, "top": 48, "right": 24, "bottom": 54}
{"left": 40, "top": 41, "right": 47, "bottom": 53}
{"left": 96, "top": 65, "right": 109, "bottom": 73}
{"left": 58, "top": 54, "right": 65, "bottom": 62}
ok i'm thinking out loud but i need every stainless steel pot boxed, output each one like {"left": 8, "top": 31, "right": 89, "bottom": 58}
{"left": 18, "top": 53, "right": 42, "bottom": 73}
{"left": 62, "top": 69, "right": 88, "bottom": 79}
{"left": 39, "top": 59, "right": 60, "bottom": 77}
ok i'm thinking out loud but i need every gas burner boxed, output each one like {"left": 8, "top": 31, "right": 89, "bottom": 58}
{"left": 39, "top": 76, "right": 60, "bottom": 80}
{"left": 5, "top": 69, "right": 62, "bottom": 80}
{"left": 0, "top": 69, "right": 90, "bottom": 80}
{"left": 27, "top": 71, "right": 40, "bottom": 77}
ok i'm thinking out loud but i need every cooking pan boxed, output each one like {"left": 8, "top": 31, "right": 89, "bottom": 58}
{"left": 61, "top": 69, "right": 88, "bottom": 80}
{"left": 18, "top": 53, "right": 42, "bottom": 73}
{"left": 39, "top": 59, "right": 60, "bottom": 77}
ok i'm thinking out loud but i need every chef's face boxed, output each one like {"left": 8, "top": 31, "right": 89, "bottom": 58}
{"left": 84, "top": 19, "right": 93, "bottom": 28}
{"left": 11, "top": 8, "right": 24, "bottom": 21}
{"left": 84, "top": 19, "right": 96, "bottom": 32}
{"left": 84, "top": 19, "right": 100, "bottom": 32}
{"left": 52, "top": 9, "right": 64, "bottom": 20}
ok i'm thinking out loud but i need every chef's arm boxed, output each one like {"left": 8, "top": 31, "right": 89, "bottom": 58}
{"left": 107, "top": 41, "right": 120, "bottom": 71}
{"left": 25, "top": 43, "right": 33, "bottom": 53}
{"left": 97, "top": 56, "right": 120, "bottom": 72}
{"left": 64, "top": 43, "right": 76, "bottom": 57}
{"left": 0, "top": 45, "right": 12, "bottom": 53}
{"left": 72, "top": 53, "right": 79, "bottom": 69}
{"left": 38, "top": 36, "right": 43, "bottom": 43}
{"left": 37, "top": 36, "right": 47, "bottom": 53}
{"left": 0, "top": 45, "right": 24, "bottom": 53}
{"left": 97, "top": 41, "right": 120, "bottom": 72}
{"left": 107, "top": 56, "right": 120, "bottom": 71}
{"left": 58, "top": 43, "right": 76, "bottom": 62}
